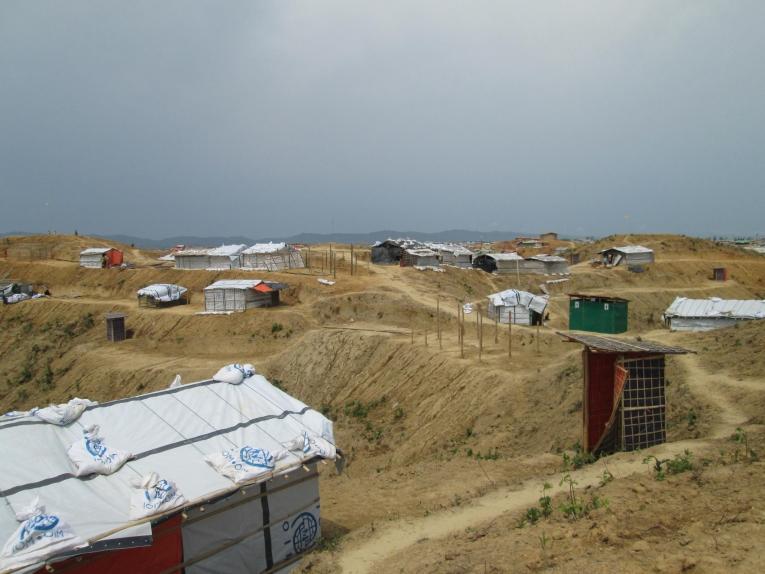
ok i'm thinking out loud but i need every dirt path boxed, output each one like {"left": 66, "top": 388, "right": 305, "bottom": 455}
{"left": 337, "top": 347, "right": 764, "bottom": 573}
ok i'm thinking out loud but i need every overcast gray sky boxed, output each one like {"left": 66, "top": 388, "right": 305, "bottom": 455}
{"left": 1, "top": 1, "right": 763, "bottom": 238}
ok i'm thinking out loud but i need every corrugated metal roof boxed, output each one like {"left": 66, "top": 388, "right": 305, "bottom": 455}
{"left": 405, "top": 248, "right": 439, "bottom": 257}
{"left": 424, "top": 243, "right": 474, "bottom": 256}
{"left": 173, "top": 249, "right": 211, "bottom": 256}
{"left": 665, "top": 297, "right": 765, "bottom": 319}
{"left": 0, "top": 376, "right": 336, "bottom": 572}
{"left": 557, "top": 331, "right": 692, "bottom": 354}
{"left": 480, "top": 252, "right": 523, "bottom": 261}
{"left": 488, "top": 289, "right": 548, "bottom": 314}
{"left": 80, "top": 248, "right": 112, "bottom": 255}
{"left": 527, "top": 254, "right": 567, "bottom": 262}
{"left": 598, "top": 245, "right": 653, "bottom": 255}
{"left": 568, "top": 293, "right": 630, "bottom": 303}
{"left": 242, "top": 242, "right": 288, "bottom": 254}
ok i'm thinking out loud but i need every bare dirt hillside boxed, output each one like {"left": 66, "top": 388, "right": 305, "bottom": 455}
{"left": 2, "top": 233, "right": 764, "bottom": 573}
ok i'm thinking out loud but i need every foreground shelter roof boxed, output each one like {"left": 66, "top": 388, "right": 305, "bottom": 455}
{"left": 556, "top": 331, "right": 692, "bottom": 354}
{"left": 664, "top": 297, "right": 765, "bottom": 319}
{"left": 0, "top": 375, "right": 336, "bottom": 572}
{"left": 204, "top": 279, "right": 286, "bottom": 291}
{"left": 488, "top": 289, "right": 548, "bottom": 314}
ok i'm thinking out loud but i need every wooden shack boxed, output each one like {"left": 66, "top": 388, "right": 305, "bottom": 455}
{"left": 558, "top": 332, "right": 691, "bottom": 454}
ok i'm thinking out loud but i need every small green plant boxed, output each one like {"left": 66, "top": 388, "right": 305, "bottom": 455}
{"left": 539, "top": 482, "right": 553, "bottom": 517}
{"left": 559, "top": 473, "right": 585, "bottom": 519}
{"left": 271, "top": 322, "right": 283, "bottom": 333}
{"left": 599, "top": 465, "right": 614, "bottom": 487}
{"left": 686, "top": 409, "right": 698, "bottom": 429}
{"left": 561, "top": 441, "right": 596, "bottom": 471}
{"left": 393, "top": 406, "right": 405, "bottom": 420}
{"left": 39, "top": 364, "right": 54, "bottom": 390}
{"left": 731, "top": 427, "right": 757, "bottom": 462}
{"left": 643, "top": 450, "right": 693, "bottom": 480}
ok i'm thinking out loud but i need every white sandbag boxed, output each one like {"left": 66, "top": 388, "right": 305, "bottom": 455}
{"left": 129, "top": 473, "right": 186, "bottom": 520}
{"left": 66, "top": 425, "right": 132, "bottom": 477}
{"left": 169, "top": 374, "right": 182, "bottom": 389}
{"left": 32, "top": 398, "right": 97, "bottom": 426}
{"left": 205, "top": 446, "right": 286, "bottom": 484}
{"left": 286, "top": 431, "right": 336, "bottom": 459}
{"left": 211, "top": 363, "right": 256, "bottom": 385}
{"left": 0, "top": 498, "right": 84, "bottom": 572}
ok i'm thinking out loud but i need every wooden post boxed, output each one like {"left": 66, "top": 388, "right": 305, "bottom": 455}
{"left": 508, "top": 314, "right": 512, "bottom": 358}
{"left": 516, "top": 256, "right": 520, "bottom": 285}
{"left": 536, "top": 322, "right": 540, "bottom": 355}
{"left": 350, "top": 244, "right": 354, "bottom": 276}
{"left": 494, "top": 310, "right": 498, "bottom": 344}
{"left": 437, "top": 296, "right": 442, "bottom": 349}
{"left": 478, "top": 307, "right": 483, "bottom": 362}
{"left": 333, "top": 252, "right": 337, "bottom": 279}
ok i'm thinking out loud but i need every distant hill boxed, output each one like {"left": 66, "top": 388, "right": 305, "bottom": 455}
{"left": 2, "top": 229, "right": 537, "bottom": 249}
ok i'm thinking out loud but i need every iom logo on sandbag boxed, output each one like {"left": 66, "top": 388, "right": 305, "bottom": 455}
{"left": 239, "top": 446, "right": 275, "bottom": 469}
{"left": 290, "top": 512, "right": 318, "bottom": 554}
{"left": 85, "top": 437, "right": 107, "bottom": 458}
{"left": 143, "top": 479, "right": 175, "bottom": 510}
{"left": 14, "top": 514, "right": 63, "bottom": 553}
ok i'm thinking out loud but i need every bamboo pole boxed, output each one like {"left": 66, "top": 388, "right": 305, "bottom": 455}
{"left": 508, "top": 313, "right": 512, "bottom": 358}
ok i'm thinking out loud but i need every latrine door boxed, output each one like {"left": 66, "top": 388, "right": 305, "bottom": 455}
{"left": 617, "top": 355, "right": 666, "bottom": 451}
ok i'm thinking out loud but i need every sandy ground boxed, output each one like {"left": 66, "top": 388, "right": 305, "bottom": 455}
{"left": 1, "top": 233, "right": 765, "bottom": 573}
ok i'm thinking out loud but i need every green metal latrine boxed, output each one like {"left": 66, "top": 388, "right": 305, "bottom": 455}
{"left": 568, "top": 294, "right": 629, "bottom": 334}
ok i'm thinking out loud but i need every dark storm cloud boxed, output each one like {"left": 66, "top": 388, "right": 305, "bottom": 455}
{"left": 1, "top": 1, "right": 763, "bottom": 237}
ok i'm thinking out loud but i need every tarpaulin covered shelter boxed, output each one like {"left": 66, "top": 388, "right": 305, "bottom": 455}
{"left": 79, "top": 248, "right": 123, "bottom": 269}
{"left": 524, "top": 255, "right": 569, "bottom": 275}
{"left": 0, "top": 374, "right": 337, "bottom": 574}
{"left": 569, "top": 294, "right": 629, "bottom": 334}
{"left": 371, "top": 239, "right": 422, "bottom": 265}
{"left": 173, "top": 245, "right": 246, "bottom": 271}
{"left": 598, "top": 245, "right": 654, "bottom": 267}
{"left": 400, "top": 248, "right": 439, "bottom": 268}
{"left": 472, "top": 252, "right": 523, "bottom": 274}
{"left": 425, "top": 243, "right": 474, "bottom": 268}
{"left": 241, "top": 243, "right": 305, "bottom": 271}
{"left": 136, "top": 284, "right": 189, "bottom": 308}
{"left": 204, "top": 280, "right": 287, "bottom": 313}
{"left": 664, "top": 297, "right": 765, "bottom": 332}
{"left": 557, "top": 332, "right": 692, "bottom": 455}
{"left": 487, "top": 289, "right": 548, "bottom": 325}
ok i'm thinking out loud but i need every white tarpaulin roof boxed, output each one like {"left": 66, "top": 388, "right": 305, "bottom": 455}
{"left": 0, "top": 376, "right": 336, "bottom": 572}
{"left": 204, "top": 280, "right": 262, "bottom": 291}
{"left": 482, "top": 252, "right": 523, "bottom": 261}
{"left": 488, "top": 289, "right": 549, "bottom": 314}
{"left": 136, "top": 284, "right": 188, "bottom": 302}
{"left": 79, "top": 248, "right": 111, "bottom": 255}
{"left": 404, "top": 248, "right": 438, "bottom": 257}
{"left": 242, "top": 242, "right": 288, "bottom": 254}
{"left": 424, "top": 243, "right": 474, "bottom": 256}
{"left": 527, "top": 254, "right": 567, "bottom": 262}
{"left": 665, "top": 297, "right": 765, "bottom": 319}
{"left": 207, "top": 244, "right": 247, "bottom": 257}
{"left": 598, "top": 245, "right": 653, "bottom": 255}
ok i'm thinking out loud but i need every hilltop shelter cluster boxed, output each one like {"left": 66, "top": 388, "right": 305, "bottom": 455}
{"left": 172, "top": 243, "right": 304, "bottom": 271}
{"left": 371, "top": 238, "right": 570, "bottom": 274}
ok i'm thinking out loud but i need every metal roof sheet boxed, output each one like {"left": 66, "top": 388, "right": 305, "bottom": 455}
{"left": 80, "top": 248, "right": 112, "bottom": 255}
{"left": 0, "top": 376, "right": 336, "bottom": 572}
{"left": 527, "top": 254, "right": 567, "bottom": 262}
{"left": 404, "top": 248, "right": 439, "bottom": 257}
{"left": 665, "top": 297, "right": 765, "bottom": 319}
{"left": 207, "top": 244, "right": 247, "bottom": 257}
{"left": 556, "top": 331, "right": 692, "bottom": 354}
{"left": 480, "top": 252, "right": 523, "bottom": 261}
{"left": 204, "top": 280, "right": 262, "bottom": 291}
{"left": 568, "top": 293, "right": 630, "bottom": 303}
{"left": 488, "top": 289, "right": 548, "bottom": 314}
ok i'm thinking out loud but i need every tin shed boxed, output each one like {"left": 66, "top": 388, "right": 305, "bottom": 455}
{"left": 569, "top": 294, "right": 629, "bottom": 334}
{"left": 599, "top": 245, "right": 654, "bottom": 267}
{"left": 558, "top": 332, "right": 692, "bottom": 455}
{"left": 487, "top": 289, "right": 548, "bottom": 325}
{"left": 80, "top": 248, "right": 123, "bottom": 269}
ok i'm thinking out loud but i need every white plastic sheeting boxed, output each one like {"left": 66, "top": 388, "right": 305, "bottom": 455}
{"left": 136, "top": 284, "right": 188, "bottom": 303}
{"left": 664, "top": 297, "right": 765, "bottom": 331}
{"left": 0, "top": 374, "right": 337, "bottom": 573}
{"left": 242, "top": 243, "right": 287, "bottom": 254}
{"left": 487, "top": 289, "right": 549, "bottom": 325}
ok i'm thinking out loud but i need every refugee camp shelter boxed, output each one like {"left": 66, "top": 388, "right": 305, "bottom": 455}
{"left": 425, "top": 243, "right": 474, "bottom": 268}
{"left": 663, "top": 297, "right": 765, "bottom": 332}
{"left": 204, "top": 279, "right": 287, "bottom": 312}
{"left": 79, "top": 248, "right": 123, "bottom": 269}
{"left": 400, "top": 248, "right": 440, "bottom": 267}
{"left": 207, "top": 244, "right": 247, "bottom": 270}
{"left": 540, "top": 232, "right": 558, "bottom": 241}
{"left": 524, "top": 255, "right": 570, "bottom": 274}
{"left": 487, "top": 289, "right": 549, "bottom": 325}
{"left": 569, "top": 294, "right": 629, "bottom": 334}
{"left": 472, "top": 252, "right": 523, "bottom": 274}
{"left": 137, "top": 284, "right": 189, "bottom": 308}
{"left": 0, "top": 374, "right": 337, "bottom": 574}
{"left": 371, "top": 239, "right": 422, "bottom": 265}
{"left": 558, "top": 332, "right": 692, "bottom": 454}
{"left": 599, "top": 245, "right": 654, "bottom": 267}
{"left": 0, "top": 281, "right": 33, "bottom": 298}
{"left": 241, "top": 243, "right": 305, "bottom": 271}
{"left": 173, "top": 248, "right": 210, "bottom": 270}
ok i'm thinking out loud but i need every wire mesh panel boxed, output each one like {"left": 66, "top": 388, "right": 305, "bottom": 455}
{"left": 618, "top": 356, "right": 666, "bottom": 450}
